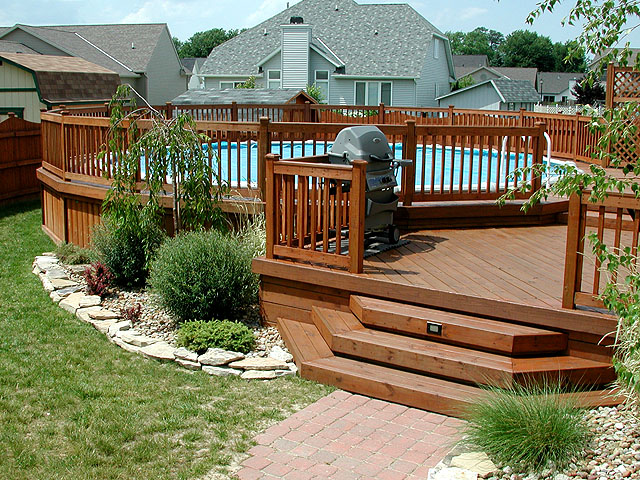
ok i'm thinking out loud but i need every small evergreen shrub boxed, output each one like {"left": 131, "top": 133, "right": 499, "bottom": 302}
{"left": 461, "top": 382, "right": 591, "bottom": 474}
{"left": 149, "top": 230, "right": 258, "bottom": 322}
{"left": 83, "top": 262, "right": 114, "bottom": 297}
{"left": 177, "top": 320, "right": 255, "bottom": 354}
{"left": 91, "top": 213, "right": 165, "bottom": 289}
{"left": 55, "top": 242, "right": 91, "bottom": 265}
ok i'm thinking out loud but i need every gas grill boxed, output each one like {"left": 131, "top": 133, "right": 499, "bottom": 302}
{"left": 328, "top": 126, "right": 411, "bottom": 244}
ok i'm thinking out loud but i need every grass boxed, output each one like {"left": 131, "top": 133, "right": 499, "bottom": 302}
{"left": 460, "top": 381, "right": 591, "bottom": 474}
{"left": 0, "top": 201, "right": 333, "bottom": 480}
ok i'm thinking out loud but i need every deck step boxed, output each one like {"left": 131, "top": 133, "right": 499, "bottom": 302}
{"left": 278, "top": 317, "right": 620, "bottom": 416}
{"left": 313, "top": 306, "right": 615, "bottom": 387}
{"left": 350, "top": 295, "right": 568, "bottom": 355}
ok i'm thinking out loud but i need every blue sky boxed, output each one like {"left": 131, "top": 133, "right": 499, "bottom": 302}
{"left": 1, "top": 0, "right": 639, "bottom": 47}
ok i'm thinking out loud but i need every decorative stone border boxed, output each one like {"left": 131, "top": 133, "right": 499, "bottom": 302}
{"left": 33, "top": 254, "right": 298, "bottom": 380}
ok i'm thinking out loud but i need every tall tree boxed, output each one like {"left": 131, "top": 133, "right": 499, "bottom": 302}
{"left": 177, "top": 28, "right": 244, "bottom": 58}
{"left": 552, "top": 40, "right": 588, "bottom": 72}
{"left": 498, "top": 30, "right": 555, "bottom": 71}
{"left": 445, "top": 27, "right": 505, "bottom": 65}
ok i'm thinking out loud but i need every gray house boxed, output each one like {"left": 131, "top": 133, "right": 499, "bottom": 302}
{"left": 538, "top": 72, "right": 583, "bottom": 103}
{"left": 0, "top": 23, "right": 186, "bottom": 104}
{"left": 437, "top": 78, "right": 540, "bottom": 111}
{"left": 200, "top": 0, "right": 455, "bottom": 107}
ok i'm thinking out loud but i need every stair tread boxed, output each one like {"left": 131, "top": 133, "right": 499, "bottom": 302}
{"left": 350, "top": 296, "right": 568, "bottom": 355}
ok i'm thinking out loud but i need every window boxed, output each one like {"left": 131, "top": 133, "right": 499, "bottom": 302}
{"left": 543, "top": 95, "right": 555, "bottom": 103}
{"left": 219, "top": 81, "right": 245, "bottom": 89}
{"left": 314, "top": 70, "right": 329, "bottom": 102}
{"left": 433, "top": 38, "right": 440, "bottom": 59}
{"left": 354, "top": 81, "right": 392, "bottom": 106}
{"left": 267, "top": 70, "right": 281, "bottom": 89}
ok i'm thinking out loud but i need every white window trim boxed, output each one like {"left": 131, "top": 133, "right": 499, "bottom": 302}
{"left": 267, "top": 69, "right": 282, "bottom": 89}
{"left": 434, "top": 37, "right": 440, "bottom": 59}
{"left": 314, "top": 70, "right": 330, "bottom": 102}
{"left": 354, "top": 81, "right": 393, "bottom": 106}
{"left": 219, "top": 81, "right": 245, "bottom": 89}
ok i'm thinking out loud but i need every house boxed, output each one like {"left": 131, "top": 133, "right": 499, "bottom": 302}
{"left": 182, "top": 57, "right": 206, "bottom": 90}
{"left": 200, "top": 0, "right": 455, "bottom": 107}
{"left": 0, "top": 52, "right": 119, "bottom": 122}
{"left": 538, "top": 72, "right": 583, "bottom": 103}
{"left": 589, "top": 47, "right": 640, "bottom": 72}
{"left": 437, "top": 78, "right": 540, "bottom": 111}
{"left": 0, "top": 23, "right": 186, "bottom": 104}
{"left": 457, "top": 65, "right": 538, "bottom": 87}
{"left": 453, "top": 54, "right": 489, "bottom": 79}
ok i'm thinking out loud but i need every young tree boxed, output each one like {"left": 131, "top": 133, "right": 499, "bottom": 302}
{"left": 571, "top": 77, "right": 606, "bottom": 104}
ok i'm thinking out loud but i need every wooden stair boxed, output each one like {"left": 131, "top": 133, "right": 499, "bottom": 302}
{"left": 277, "top": 295, "right": 620, "bottom": 416}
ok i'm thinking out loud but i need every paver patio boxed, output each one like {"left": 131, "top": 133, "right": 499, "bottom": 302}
{"left": 236, "top": 390, "right": 464, "bottom": 480}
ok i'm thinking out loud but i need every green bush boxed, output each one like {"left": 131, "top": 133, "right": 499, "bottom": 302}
{"left": 91, "top": 212, "right": 165, "bottom": 289}
{"left": 55, "top": 242, "right": 91, "bottom": 265}
{"left": 177, "top": 320, "right": 255, "bottom": 354}
{"left": 149, "top": 230, "right": 258, "bottom": 322}
{"left": 461, "top": 382, "right": 591, "bottom": 474}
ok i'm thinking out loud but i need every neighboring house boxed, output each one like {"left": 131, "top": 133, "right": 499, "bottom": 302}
{"left": 458, "top": 65, "right": 538, "bottom": 87}
{"left": 453, "top": 54, "right": 488, "bottom": 79}
{"left": 200, "top": 0, "right": 455, "bottom": 107}
{"left": 437, "top": 78, "right": 540, "bottom": 111}
{"left": 0, "top": 52, "right": 119, "bottom": 122}
{"left": 538, "top": 72, "right": 583, "bottom": 103}
{"left": 0, "top": 23, "right": 186, "bottom": 104}
{"left": 589, "top": 48, "right": 640, "bottom": 72}
{"left": 182, "top": 57, "right": 206, "bottom": 90}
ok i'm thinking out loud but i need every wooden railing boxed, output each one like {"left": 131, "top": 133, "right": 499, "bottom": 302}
{"left": 563, "top": 191, "right": 640, "bottom": 309}
{"left": 0, "top": 115, "right": 41, "bottom": 203}
{"left": 265, "top": 153, "right": 366, "bottom": 273}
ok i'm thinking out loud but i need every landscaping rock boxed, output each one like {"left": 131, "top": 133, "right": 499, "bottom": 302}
{"left": 40, "top": 274, "right": 55, "bottom": 292}
{"left": 55, "top": 285, "right": 83, "bottom": 298}
{"left": 59, "top": 292, "right": 85, "bottom": 313}
{"left": 89, "top": 319, "right": 118, "bottom": 335}
{"left": 428, "top": 467, "right": 478, "bottom": 480}
{"left": 241, "top": 370, "right": 277, "bottom": 380}
{"left": 87, "top": 308, "right": 120, "bottom": 320}
{"left": 67, "top": 264, "right": 89, "bottom": 275}
{"left": 78, "top": 295, "right": 101, "bottom": 308}
{"left": 174, "top": 358, "right": 201, "bottom": 370}
{"left": 274, "top": 369, "right": 296, "bottom": 377}
{"left": 45, "top": 266, "right": 68, "bottom": 280}
{"left": 50, "top": 278, "right": 78, "bottom": 290}
{"left": 450, "top": 452, "right": 496, "bottom": 477}
{"left": 34, "top": 256, "right": 58, "bottom": 271}
{"left": 107, "top": 320, "right": 132, "bottom": 338}
{"left": 50, "top": 291, "right": 63, "bottom": 303}
{"left": 174, "top": 347, "right": 199, "bottom": 363}
{"left": 118, "top": 330, "right": 157, "bottom": 348}
{"left": 112, "top": 336, "right": 141, "bottom": 354}
{"left": 198, "top": 348, "right": 245, "bottom": 366}
{"left": 139, "top": 341, "right": 176, "bottom": 362}
{"left": 268, "top": 345, "right": 294, "bottom": 363}
{"left": 202, "top": 365, "right": 242, "bottom": 377}
{"left": 228, "top": 357, "right": 289, "bottom": 371}
{"left": 76, "top": 306, "right": 103, "bottom": 323}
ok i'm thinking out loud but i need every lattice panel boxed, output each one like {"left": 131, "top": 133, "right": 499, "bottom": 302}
{"left": 612, "top": 69, "right": 640, "bottom": 104}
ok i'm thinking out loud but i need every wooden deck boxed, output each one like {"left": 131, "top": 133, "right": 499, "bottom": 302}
{"left": 364, "top": 224, "right": 575, "bottom": 309}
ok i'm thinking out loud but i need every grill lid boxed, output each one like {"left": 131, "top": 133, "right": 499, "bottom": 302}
{"left": 328, "top": 126, "right": 394, "bottom": 164}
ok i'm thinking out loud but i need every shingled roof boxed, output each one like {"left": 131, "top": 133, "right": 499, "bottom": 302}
{"left": 201, "top": 0, "right": 449, "bottom": 78}
{"left": 437, "top": 78, "right": 540, "bottom": 104}
{"left": 0, "top": 24, "right": 169, "bottom": 77}
{"left": 172, "top": 88, "right": 316, "bottom": 105}
{"left": 0, "top": 52, "right": 120, "bottom": 104}
{"left": 0, "top": 40, "right": 37, "bottom": 54}
{"left": 538, "top": 72, "right": 583, "bottom": 94}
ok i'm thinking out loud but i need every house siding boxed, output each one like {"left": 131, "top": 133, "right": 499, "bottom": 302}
{"left": 145, "top": 27, "right": 187, "bottom": 104}
{"left": 261, "top": 51, "right": 282, "bottom": 89}
{"left": 468, "top": 68, "right": 502, "bottom": 84}
{"left": 415, "top": 35, "right": 451, "bottom": 107}
{"left": 438, "top": 83, "right": 502, "bottom": 110}
{"left": 0, "top": 62, "right": 44, "bottom": 122}
{"left": 281, "top": 25, "right": 311, "bottom": 89}
{"left": 329, "top": 77, "right": 414, "bottom": 106}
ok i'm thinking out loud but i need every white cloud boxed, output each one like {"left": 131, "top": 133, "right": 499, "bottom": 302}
{"left": 460, "top": 7, "right": 488, "bottom": 21}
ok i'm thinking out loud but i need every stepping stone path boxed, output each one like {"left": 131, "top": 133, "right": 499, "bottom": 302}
{"left": 32, "top": 254, "right": 298, "bottom": 380}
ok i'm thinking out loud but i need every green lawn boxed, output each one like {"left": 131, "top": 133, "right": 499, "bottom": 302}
{"left": 0, "top": 201, "right": 332, "bottom": 480}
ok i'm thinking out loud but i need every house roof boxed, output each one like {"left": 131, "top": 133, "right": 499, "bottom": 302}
{"left": 589, "top": 48, "right": 640, "bottom": 69}
{"left": 0, "top": 52, "right": 120, "bottom": 104}
{"left": 538, "top": 72, "right": 583, "bottom": 94}
{"left": 181, "top": 57, "right": 206, "bottom": 74}
{"left": 201, "top": 0, "right": 451, "bottom": 78}
{"left": 453, "top": 55, "right": 488, "bottom": 68}
{"left": 492, "top": 67, "right": 538, "bottom": 86}
{"left": 171, "top": 88, "right": 317, "bottom": 105}
{"left": 0, "top": 40, "right": 38, "bottom": 54}
{"left": 437, "top": 78, "right": 540, "bottom": 104}
{"left": 0, "top": 23, "right": 170, "bottom": 76}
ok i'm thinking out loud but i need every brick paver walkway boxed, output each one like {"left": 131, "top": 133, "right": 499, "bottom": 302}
{"left": 236, "top": 390, "right": 464, "bottom": 480}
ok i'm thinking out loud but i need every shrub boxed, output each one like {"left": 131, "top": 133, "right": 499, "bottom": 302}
{"left": 149, "top": 230, "right": 258, "bottom": 322}
{"left": 121, "top": 303, "right": 142, "bottom": 324}
{"left": 460, "top": 382, "right": 591, "bottom": 474}
{"left": 55, "top": 242, "right": 91, "bottom": 265}
{"left": 91, "top": 212, "right": 165, "bottom": 289}
{"left": 84, "top": 262, "right": 114, "bottom": 297}
{"left": 177, "top": 320, "right": 255, "bottom": 354}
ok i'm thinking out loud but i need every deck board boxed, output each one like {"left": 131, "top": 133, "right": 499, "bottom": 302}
{"left": 364, "top": 225, "right": 590, "bottom": 309}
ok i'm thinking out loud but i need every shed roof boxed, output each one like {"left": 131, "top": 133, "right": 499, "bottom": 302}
{"left": 171, "top": 88, "right": 317, "bottom": 105}
{"left": 538, "top": 72, "right": 583, "bottom": 94}
{"left": 0, "top": 52, "right": 120, "bottom": 104}
{"left": 201, "top": 0, "right": 450, "bottom": 78}
{"left": 437, "top": 78, "right": 540, "bottom": 104}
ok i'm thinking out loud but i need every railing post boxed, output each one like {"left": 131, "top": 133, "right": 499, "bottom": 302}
{"left": 258, "top": 117, "right": 271, "bottom": 198}
{"left": 572, "top": 112, "right": 580, "bottom": 161}
{"left": 562, "top": 193, "right": 582, "bottom": 309}
{"left": 304, "top": 101, "right": 311, "bottom": 122}
{"left": 518, "top": 108, "right": 525, "bottom": 127}
{"left": 605, "top": 62, "right": 614, "bottom": 109}
{"left": 265, "top": 153, "right": 280, "bottom": 260}
{"left": 378, "top": 103, "right": 385, "bottom": 124}
{"left": 532, "top": 122, "right": 546, "bottom": 193}
{"left": 349, "top": 160, "right": 367, "bottom": 274}
{"left": 60, "top": 108, "right": 68, "bottom": 181}
{"left": 231, "top": 101, "right": 239, "bottom": 122}
{"left": 402, "top": 119, "right": 417, "bottom": 206}
{"left": 165, "top": 101, "right": 172, "bottom": 119}
{"left": 448, "top": 105, "right": 455, "bottom": 125}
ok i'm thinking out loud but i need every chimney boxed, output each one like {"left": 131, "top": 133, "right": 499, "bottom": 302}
{"left": 280, "top": 20, "right": 311, "bottom": 89}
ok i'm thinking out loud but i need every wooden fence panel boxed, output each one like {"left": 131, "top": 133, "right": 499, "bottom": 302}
{"left": 0, "top": 116, "right": 41, "bottom": 203}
